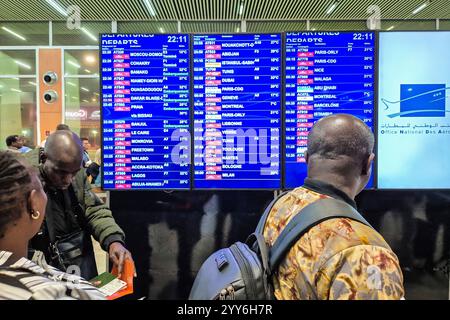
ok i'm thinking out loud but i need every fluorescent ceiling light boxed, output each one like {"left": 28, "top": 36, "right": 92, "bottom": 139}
{"left": 11, "top": 88, "right": 22, "bottom": 93}
{"left": 143, "top": 0, "right": 156, "bottom": 16}
{"left": 239, "top": 3, "right": 244, "bottom": 15}
{"left": 412, "top": 2, "right": 429, "bottom": 15}
{"left": 1, "top": 26, "right": 26, "bottom": 41}
{"left": 46, "top": 0, "right": 68, "bottom": 17}
{"left": 14, "top": 60, "right": 31, "bottom": 69}
{"left": 387, "top": 25, "right": 395, "bottom": 30}
{"left": 28, "top": 81, "right": 36, "bottom": 86}
{"left": 68, "top": 60, "right": 81, "bottom": 68}
{"left": 67, "top": 82, "right": 76, "bottom": 87}
{"left": 236, "top": 27, "right": 240, "bottom": 32}
{"left": 311, "top": 28, "right": 317, "bottom": 31}
{"left": 81, "top": 27, "right": 97, "bottom": 41}
{"left": 159, "top": 27, "right": 164, "bottom": 33}
{"left": 82, "top": 99, "right": 89, "bottom": 103}
{"left": 85, "top": 55, "right": 96, "bottom": 63}
{"left": 84, "top": 69, "right": 91, "bottom": 73}
{"left": 81, "top": 87, "right": 89, "bottom": 92}
{"left": 326, "top": 2, "right": 338, "bottom": 15}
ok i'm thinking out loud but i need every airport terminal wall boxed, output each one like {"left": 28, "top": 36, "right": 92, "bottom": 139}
{"left": 110, "top": 190, "right": 450, "bottom": 300}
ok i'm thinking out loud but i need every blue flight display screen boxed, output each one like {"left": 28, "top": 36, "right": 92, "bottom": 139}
{"left": 193, "top": 34, "right": 282, "bottom": 189}
{"left": 101, "top": 34, "right": 191, "bottom": 190}
{"left": 284, "top": 32, "right": 375, "bottom": 189}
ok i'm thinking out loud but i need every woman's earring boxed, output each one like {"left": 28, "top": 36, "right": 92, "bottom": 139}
{"left": 30, "top": 209, "right": 41, "bottom": 220}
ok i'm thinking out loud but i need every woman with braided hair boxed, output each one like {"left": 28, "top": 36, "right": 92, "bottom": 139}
{"left": 0, "top": 151, "right": 105, "bottom": 300}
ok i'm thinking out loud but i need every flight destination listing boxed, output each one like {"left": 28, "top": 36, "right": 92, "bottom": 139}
{"left": 284, "top": 32, "right": 375, "bottom": 188}
{"left": 101, "top": 34, "right": 191, "bottom": 190}
{"left": 193, "top": 34, "right": 282, "bottom": 189}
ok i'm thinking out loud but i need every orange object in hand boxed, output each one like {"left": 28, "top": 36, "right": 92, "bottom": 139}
{"left": 107, "top": 259, "right": 134, "bottom": 300}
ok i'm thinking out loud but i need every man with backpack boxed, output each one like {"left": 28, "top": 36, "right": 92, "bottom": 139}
{"left": 189, "top": 114, "right": 404, "bottom": 300}
{"left": 263, "top": 114, "right": 404, "bottom": 299}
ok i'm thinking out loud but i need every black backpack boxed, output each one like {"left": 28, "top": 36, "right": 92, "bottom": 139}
{"left": 189, "top": 192, "right": 372, "bottom": 300}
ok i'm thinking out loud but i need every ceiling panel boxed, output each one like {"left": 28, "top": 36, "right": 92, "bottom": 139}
{"left": 0, "top": 0, "right": 448, "bottom": 21}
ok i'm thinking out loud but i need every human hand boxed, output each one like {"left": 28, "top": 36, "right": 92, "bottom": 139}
{"left": 108, "top": 242, "right": 136, "bottom": 278}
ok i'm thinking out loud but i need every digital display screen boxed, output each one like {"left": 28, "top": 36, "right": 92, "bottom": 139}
{"left": 284, "top": 32, "right": 375, "bottom": 189}
{"left": 378, "top": 32, "right": 450, "bottom": 189}
{"left": 101, "top": 34, "right": 191, "bottom": 190}
{"left": 192, "top": 34, "right": 282, "bottom": 189}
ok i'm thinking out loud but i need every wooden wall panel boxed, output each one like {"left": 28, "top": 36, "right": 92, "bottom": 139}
{"left": 38, "top": 48, "right": 62, "bottom": 142}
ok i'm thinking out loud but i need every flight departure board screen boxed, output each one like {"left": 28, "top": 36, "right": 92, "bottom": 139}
{"left": 284, "top": 32, "right": 375, "bottom": 189}
{"left": 101, "top": 34, "right": 191, "bottom": 190}
{"left": 193, "top": 34, "right": 282, "bottom": 189}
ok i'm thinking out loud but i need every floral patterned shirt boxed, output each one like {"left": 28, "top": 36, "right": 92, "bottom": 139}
{"left": 263, "top": 179, "right": 404, "bottom": 300}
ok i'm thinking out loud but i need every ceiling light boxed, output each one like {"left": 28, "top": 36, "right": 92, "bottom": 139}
{"left": 67, "top": 82, "right": 76, "bottom": 87}
{"left": 28, "top": 81, "right": 36, "bottom": 86}
{"left": 93, "top": 92, "right": 100, "bottom": 96}
{"left": 81, "top": 87, "right": 89, "bottom": 92}
{"left": 46, "top": 0, "right": 68, "bottom": 17}
{"left": 68, "top": 60, "right": 81, "bottom": 68}
{"left": 387, "top": 25, "right": 395, "bottom": 31}
{"left": 82, "top": 99, "right": 89, "bottom": 103}
{"left": 14, "top": 60, "right": 31, "bottom": 69}
{"left": 239, "top": 3, "right": 244, "bottom": 16}
{"left": 81, "top": 28, "right": 98, "bottom": 41}
{"left": 326, "top": 2, "right": 338, "bottom": 15}
{"left": 159, "top": 27, "right": 164, "bottom": 33}
{"left": 84, "top": 69, "right": 91, "bottom": 73}
{"left": 236, "top": 27, "right": 240, "bottom": 32}
{"left": 11, "top": 88, "right": 22, "bottom": 93}
{"left": 311, "top": 28, "right": 317, "bottom": 31}
{"left": 85, "top": 55, "right": 96, "bottom": 63}
{"left": 412, "top": 2, "right": 429, "bottom": 15}
{"left": 143, "top": 0, "right": 156, "bottom": 16}
{"left": 1, "top": 26, "right": 26, "bottom": 41}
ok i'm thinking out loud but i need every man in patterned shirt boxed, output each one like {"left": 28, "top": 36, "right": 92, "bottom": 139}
{"left": 263, "top": 114, "right": 404, "bottom": 300}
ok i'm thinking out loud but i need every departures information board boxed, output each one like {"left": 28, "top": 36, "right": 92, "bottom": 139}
{"left": 193, "top": 34, "right": 282, "bottom": 189}
{"left": 284, "top": 32, "right": 375, "bottom": 188}
{"left": 101, "top": 34, "right": 191, "bottom": 190}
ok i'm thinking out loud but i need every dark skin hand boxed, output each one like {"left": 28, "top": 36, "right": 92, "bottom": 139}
{"left": 90, "top": 243, "right": 136, "bottom": 287}
{"left": 109, "top": 242, "right": 137, "bottom": 279}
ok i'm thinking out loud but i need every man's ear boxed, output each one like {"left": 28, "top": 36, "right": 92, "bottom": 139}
{"left": 362, "top": 153, "right": 375, "bottom": 176}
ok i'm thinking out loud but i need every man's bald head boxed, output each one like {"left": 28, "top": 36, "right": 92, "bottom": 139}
{"left": 42, "top": 130, "right": 83, "bottom": 189}
{"left": 45, "top": 130, "right": 83, "bottom": 165}
{"left": 307, "top": 114, "right": 374, "bottom": 178}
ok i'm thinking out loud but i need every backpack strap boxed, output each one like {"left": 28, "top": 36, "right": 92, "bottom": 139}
{"left": 255, "top": 191, "right": 290, "bottom": 235}
{"left": 268, "top": 197, "right": 372, "bottom": 272}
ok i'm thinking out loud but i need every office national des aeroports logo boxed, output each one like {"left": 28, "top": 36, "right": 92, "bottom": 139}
{"left": 381, "top": 84, "right": 449, "bottom": 118}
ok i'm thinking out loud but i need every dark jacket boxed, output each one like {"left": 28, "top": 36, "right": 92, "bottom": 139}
{"left": 29, "top": 165, "right": 125, "bottom": 278}
{"left": 36, "top": 165, "right": 126, "bottom": 250}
